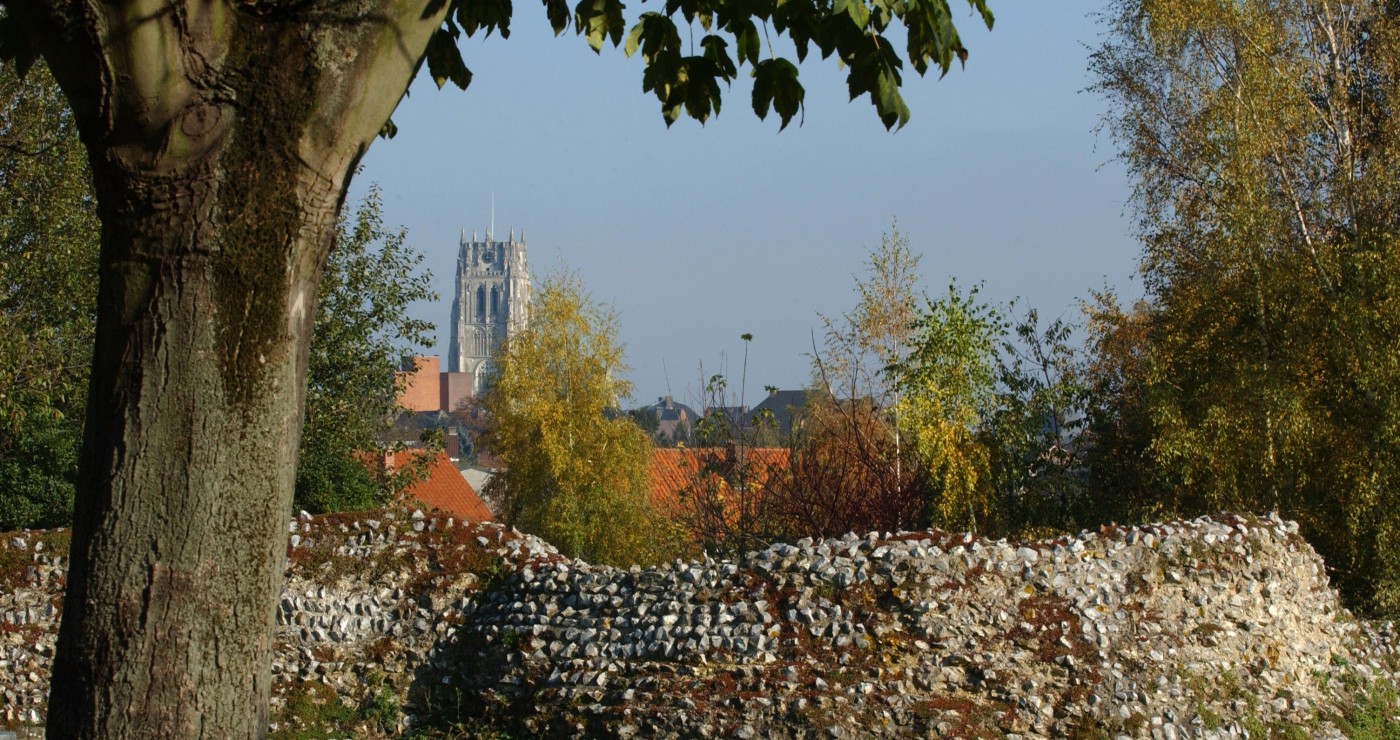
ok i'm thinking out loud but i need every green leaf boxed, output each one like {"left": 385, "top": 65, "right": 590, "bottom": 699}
{"left": 842, "top": 33, "right": 906, "bottom": 128}
{"left": 424, "top": 28, "right": 473, "bottom": 90}
{"left": 683, "top": 56, "right": 725, "bottom": 122}
{"left": 733, "top": 19, "right": 762, "bottom": 67}
{"left": 542, "top": 0, "right": 571, "bottom": 34}
{"left": 625, "top": 13, "right": 681, "bottom": 63}
{"left": 701, "top": 35, "right": 738, "bottom": 82}
{"left": 641, "top": 52, "right": 684, "bottom": 125}
{"left": 456, "top": 0, "right": 514, "bottom": 38}
{"left": 770, "top": 0, "right": 819, "bottom": 63}
{"left": 625, "top": 18, "right": 644, "bottom": 56}
{"left": 834, "top": 0, "right": 870, "bottom": 31}
{"left": 605, "top": 0, "right": 627, "bottom": 47}
{"left": 968, "top": 0, "right": 993, "bottom": 29}
{"left": 662, "top": 0, "right": 708, "bottom": 28}
{"left": 574, "top": 0, "right": 627, "bottom": 51}
{"left": 642, "top": 52, "right": 728, "bottom": 125}
{"left": 875, "top": 67, "right": 909, "bottom": 129}
{"left": 870, "top": 0, "right": 897, "bottom": 30}
{"left": 751, "top": 58, "right": 804, "bottom": 130}
{"left": 819, "top": 8, "right": 870, "bottom": 64}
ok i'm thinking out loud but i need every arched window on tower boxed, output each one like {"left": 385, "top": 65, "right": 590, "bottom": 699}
{"left": 490, "top": 286, "right": 500, "bottom": 317}
{"left": 476, "top": 285, "right": 486, "bottom": 320}
{"left": 474, "top": 363, "right": 492, "bottom": 395}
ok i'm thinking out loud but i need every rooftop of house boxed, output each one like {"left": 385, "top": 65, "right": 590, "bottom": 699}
{"left": 748, "top": 389, "right": 809, "bottom": 436}
{"left": 645, "top": 446, "right": 790, "bottom": 518}
{"left": 387, "top": 449, "right": 493, "bottom": 523}
{"left": 648, "top": 395, "right": 699, "bottom": 423}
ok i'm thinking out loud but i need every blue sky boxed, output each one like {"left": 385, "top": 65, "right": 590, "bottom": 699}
{"left": 350, "top": 1, "right": 1138, "bottom": 409}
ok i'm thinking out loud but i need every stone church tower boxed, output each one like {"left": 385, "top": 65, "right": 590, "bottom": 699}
{"left": 448, "top": 227, "right": 531, "bottom": 395}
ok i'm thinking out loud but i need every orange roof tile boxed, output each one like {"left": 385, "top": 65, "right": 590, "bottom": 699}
{"left": 647, "top": 449, "right": 707, "bottom": 515}
{"left": 646, "top": 447, "right": 789, "bottom": 518}
{"left": 387, "top": 450, "right": 493, "bottom": 523}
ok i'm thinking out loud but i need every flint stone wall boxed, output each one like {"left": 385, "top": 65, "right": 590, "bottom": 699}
{"left": 2, "top": 511, "right": 1396, "bottom": 737}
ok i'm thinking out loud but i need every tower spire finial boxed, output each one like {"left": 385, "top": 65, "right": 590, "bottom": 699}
{"left": 490, "top": 191, "right": 495, "bottom": 241}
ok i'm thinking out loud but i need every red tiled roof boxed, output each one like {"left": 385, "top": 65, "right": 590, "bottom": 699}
{"left": 646, "top": 447, "right": 789, "bottom": 517}
{"left": 387, "top": 450, "right": 493, "bottom": 522}
{"left": 647, "top": 449, "right": 706, "bottom": 515}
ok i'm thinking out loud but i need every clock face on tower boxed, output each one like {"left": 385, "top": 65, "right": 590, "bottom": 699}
{"left": 482, "top": 251, "right": 493, "bottom": 264}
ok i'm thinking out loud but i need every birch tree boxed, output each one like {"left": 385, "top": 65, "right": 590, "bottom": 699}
{"left": 1092, "top": 0, "right": 1400, "bottom": 613}
{"left": 481, "top": 270, "right": 674, "bottom": 565}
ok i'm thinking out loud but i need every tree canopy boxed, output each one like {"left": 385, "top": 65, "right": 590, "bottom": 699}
{"left": 295, "top": 185, "right": 438, "bottom": 514}
{"left": 416, "top": 0, "right": 993, "bottom": 130}
{"left": 793, "top": 224, "right": 929, "bottom": 537}
{"left": 1092, "top": 0, "right": 1400, "bottom": 614}
{"left": 482, "top": 270, "right": 679, "bottom": 565}
{"left": 0, "top": 155, "right": 440, "bottom": 525}
{"left": 0, "top": 60, "right": 97, "bottom": 530}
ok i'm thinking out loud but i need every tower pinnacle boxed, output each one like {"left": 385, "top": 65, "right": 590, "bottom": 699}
{"left": 447, "top": 216, "right": 533, "bottom": 391}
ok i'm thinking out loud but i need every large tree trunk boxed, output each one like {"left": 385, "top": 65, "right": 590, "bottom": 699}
{"left": 49, "top": 162, "right": 324, "bottom": 734}
{"left": 13, "top": 0, "right": 447, "bottom": 733}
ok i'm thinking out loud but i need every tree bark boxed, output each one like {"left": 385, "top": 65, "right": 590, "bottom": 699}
{"left": 17, "top": 0, "right": 446, "bottom": 733}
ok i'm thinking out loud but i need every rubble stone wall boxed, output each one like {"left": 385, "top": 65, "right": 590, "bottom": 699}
{"left": 2, "top": 511, "right": 1396, "bottom": 737}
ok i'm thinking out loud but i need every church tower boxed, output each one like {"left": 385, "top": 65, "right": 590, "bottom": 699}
{"left": 448, "top": 227, "right": 531, "bottom": 395}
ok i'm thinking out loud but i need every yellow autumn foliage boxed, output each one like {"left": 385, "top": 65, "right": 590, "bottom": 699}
{"left": 1093, "top": 0, "right": 1400, "bottom": 614}
{"left": 481, "top": 270, "right": 683, "bottom": 566}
